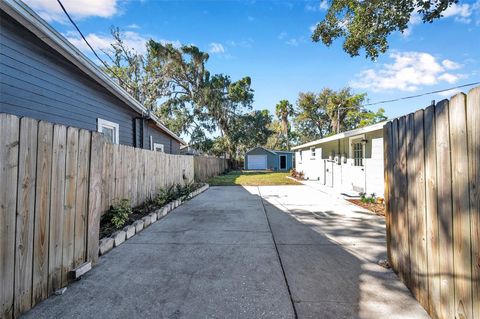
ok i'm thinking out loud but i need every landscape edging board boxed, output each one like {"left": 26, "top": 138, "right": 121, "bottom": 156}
{"left": 98, "top": 184, "right": 210, "bottom": 256}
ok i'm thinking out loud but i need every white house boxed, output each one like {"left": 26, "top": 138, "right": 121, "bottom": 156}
{"left": 292, "top": 122, "right": 386, "bottom": 197}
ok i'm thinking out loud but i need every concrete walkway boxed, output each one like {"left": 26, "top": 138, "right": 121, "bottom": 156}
{"left": 22, "top": 186, "right": 429, "bottom": 319}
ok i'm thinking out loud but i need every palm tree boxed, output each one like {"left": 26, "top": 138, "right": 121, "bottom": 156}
{"left": 275, "top": 100, "right": 294, "bottom": 150}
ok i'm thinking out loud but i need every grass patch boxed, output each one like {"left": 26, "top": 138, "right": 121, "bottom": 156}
{"left": 208, "top": 170, "right": 301, "bottom": 186}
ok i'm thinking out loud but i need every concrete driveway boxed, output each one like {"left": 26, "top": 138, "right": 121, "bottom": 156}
{"left": 22, "top": 185, "right": 429, "bottom": 319}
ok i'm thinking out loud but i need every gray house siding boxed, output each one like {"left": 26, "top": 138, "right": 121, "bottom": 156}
{"left": 275, "top": 151, "right": 294, "bottom": 171}
{"left": 0, "top": 11, "right": 179, "bottom": 153}
{"left": 144, "top": 122, "right": 180, "bottom": 154}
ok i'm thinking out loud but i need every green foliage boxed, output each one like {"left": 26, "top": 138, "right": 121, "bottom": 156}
{"left": 275, "top": 100, "right": 294, "bottom": 150}
{"left": 103, "top": 29, "right": 259, "bottom": 157}
{"left": 103, "top": 199, "right": 132, "bottom": 229}
{"left": 232, "top": 109, "right": 273, "bottom": 155}
{"left": 360, "top": 192, "right": 376, "bottom": 204}
{"left": 153, "top": 182, "right": 199, "bottom": 207}
{"left": 311, "top": 0, "right": 457, "bottom": 60}
{"left": 293, "top": 87, "right": 386, "bottom": 143}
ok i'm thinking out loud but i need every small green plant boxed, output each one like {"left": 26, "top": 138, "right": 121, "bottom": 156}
{"left": 103, "top": 199, "right": 131, "bottom": 229}
{"left": 360, "top": 192, "right": 376, "bottom": 204}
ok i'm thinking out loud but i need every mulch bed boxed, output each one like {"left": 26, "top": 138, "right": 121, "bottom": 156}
{"left": 100, "top": 183, "right": 203, "bottom": 238}
{"left": 347, "top": 199, "right": 385, "bottom": 216}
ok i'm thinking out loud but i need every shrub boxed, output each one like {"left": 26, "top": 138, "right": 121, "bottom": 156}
{"left": 103, "top": 199, "right": 131, "bottom": 229}
{"left": 290, "top": 169, "right": 304, "bottom": 180}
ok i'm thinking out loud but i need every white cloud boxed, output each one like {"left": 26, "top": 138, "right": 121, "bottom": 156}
{"left": 24, "top": 0, "right": 119, "bottom": 23}
{"left": 285, "top": 36, "right": 307, "bottom": 46}
{"left": 401, "top": 13, "right": 421, "bottom": 37}
{"left": 438, "top": 73, "right": 460, "bottom": 83}
{"left": 403, "top": 1, "right": 480, "bottom": 37}
{"left": 438, "top": 88, "right": 461, "bottom": 97}
{"left": 227, "top": 39, "right": 254, "bottom": 48}
{"left": 351, "top": 51, "right": 464, "bottom": 92}
{"left": 309, "top": 24, "right": 317, "bottom": 33}
{"left": 286, "top": 38, "right": 299, "bottom": 46}
{"left": 209, "top": 42, "right": 225, "bottom": 54}
{"left": 319, "top": 0, "right": 329, "bottom": 10}
{"left": 66, "top": 31, "right": 180, "bottom": 57}
{"left": 443, "top": 2, "right": 473, "bottom": 23}
{"left": 442, "top": 59, "right": 462, "bottom": 70}
{"left": 126, "top": 24, "right": 140, "bottom": 29}
{"left": 305, "top": 0, "right": 329, "bottom": 12}
{"left": 278, "top": 31, "right": 287, "bottom": 40}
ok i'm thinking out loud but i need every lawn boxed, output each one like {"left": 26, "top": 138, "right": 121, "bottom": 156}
{"left": 208, "top": 170, "right": 301, "bottom": 186}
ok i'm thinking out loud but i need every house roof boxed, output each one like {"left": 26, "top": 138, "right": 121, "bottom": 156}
{"left": 0, "top": 0, "right": 186, "bottom": 145}
{"left": 245, "top": 146, "right": 294, "bottom": 155}
{"left": 291, "top": 121, "right": 387, "bottom": 151}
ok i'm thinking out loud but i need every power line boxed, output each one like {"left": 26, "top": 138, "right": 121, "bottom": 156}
{"left": 363, "top": 81, "right": 480, "bottom": 107}
{"left": 56, "top": 0, "right": 137, "bottom": 92}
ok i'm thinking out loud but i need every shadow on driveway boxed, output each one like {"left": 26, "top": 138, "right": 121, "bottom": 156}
{"left": 21, "top": 186, "right": 429, "bottom": 319}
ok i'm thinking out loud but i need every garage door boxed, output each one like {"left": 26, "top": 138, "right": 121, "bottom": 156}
{"left": 247, "top": 155, "right": 267, "bottom": 170}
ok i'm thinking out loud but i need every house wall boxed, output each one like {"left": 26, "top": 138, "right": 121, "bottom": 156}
{"left": 295, "top": 128, "right": 384, "bottom": 196}
{"left": 144, "top": 121, "right": 180, "bottom": 154}
{"left": 274, "top": 151, "right": 294, "bottom": 171}
{"left": 244, "top": 148, "right": 276, "bottom": 170}
{"left": 0, "top": 11, "right": 179, "bottom": 153}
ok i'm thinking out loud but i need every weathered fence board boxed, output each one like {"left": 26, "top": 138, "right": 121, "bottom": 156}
{"left": 14, "top": 117, "right": 38, "bottom": 317}
{"left": 398, "top": 116, "right": 411, "bottom": 286}
{"left": 0, "top": 114, "right": 19, "bottom": 319}
{"left": 424, "top": 105, "right": 440, "bottom": 318}
{"left": 0, "top": 113, "right": 227, "bottom": 318}
{"left": 383, "top": 122, "right": 393, "bottom": 264}
{"left": 449, "top": 93, "right": 473, "bottom": 319}
{"left": 73, "top": 129, "right": 90, "bottom": 268}
{"left": 385, "top": 86, "right": 480, "bottom": 319}
{"left": 86, "top": 132, "right": 104, "bottom": 265}
{"left": 435, "top": 99, "right": 455, "bottom": 319}
{"left": 194, "top": 156, "right": 229, "bottom": 182}
{"left": 32, "top": 121, "right": 53, "bottom": 306}
{"left": 466, "top": 87, "right": 479, "bottom": 319}
{"left": 62, "top": 127, "right": 79, "bottom": 286}
{"left": 48, "top": 124, "right": 67, "bottom": 294}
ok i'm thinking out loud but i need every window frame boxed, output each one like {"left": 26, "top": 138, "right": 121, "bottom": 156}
{"left": 349, "top": 134, "right": 365, "bottom": 167}
{"left": 310, "top": 147, "right": 316, "bottom": 159}
{"left": 97, "top": 118, "right": 119, "bottom": 144}
{"left": 153, "top": 143, "right": 165, "bottom": 153}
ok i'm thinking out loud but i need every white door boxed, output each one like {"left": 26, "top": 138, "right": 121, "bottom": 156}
{"left": 350, "top": 138, "right": 366, "bottom": 193}
{"left": 247, "top": 155, "right": 267, "bottom": 170}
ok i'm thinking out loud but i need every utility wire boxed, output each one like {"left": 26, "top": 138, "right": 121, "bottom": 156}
{"left": 363, "top": 81, "right": 480, "bottom": 107}
{"left": 56, "top": 0, "right": 137, "bottom": 92}
{"left": 57, "top": 0, "right": 479, "bottom": 111}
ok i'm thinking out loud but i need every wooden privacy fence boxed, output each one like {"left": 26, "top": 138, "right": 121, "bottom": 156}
{"left": 0, "top": 114, "right": 225, "bottom": 318}
{"left": 194, "top": 156, "right": 229, "bottom": 182}
{"left": 383, "top": 86, "right": 479, "bottom": 319}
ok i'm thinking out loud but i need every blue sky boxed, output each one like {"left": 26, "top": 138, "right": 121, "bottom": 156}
{"left": 26, "top": 0, "right": 480, "bottom": 120}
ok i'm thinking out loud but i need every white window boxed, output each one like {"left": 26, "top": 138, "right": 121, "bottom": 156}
{"left": 349, "top": 134, "right": 366, "bottom": 167}
{"left": 352, "top": 142, "right": 363, "bottom": 166}
{"left": 153, "top": 143, "right": 164, "bottom": 152}
{"left": 310, "top": 147, "right": 316, "bottom": 159}
{"left": 97, "top": 118, "right": 119, "bottom": 144}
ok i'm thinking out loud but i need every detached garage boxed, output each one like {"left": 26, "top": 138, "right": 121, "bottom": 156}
{"left": 244, "top": 147, "right": 293, "bottom": 171}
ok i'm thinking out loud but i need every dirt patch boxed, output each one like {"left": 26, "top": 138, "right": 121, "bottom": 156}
{"left": 347, "top": 199, "right": 385, "bottom": 216}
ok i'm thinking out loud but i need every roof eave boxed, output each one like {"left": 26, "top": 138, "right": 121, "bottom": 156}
{"left": 291, "top": 121, "right": 388, "bottom": 151}
{"left": 1, "top": 0, "right": 185, "bottom": 145}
